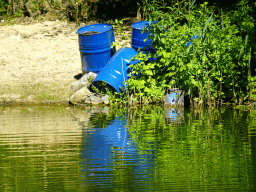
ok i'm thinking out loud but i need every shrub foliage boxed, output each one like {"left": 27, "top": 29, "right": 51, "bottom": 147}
{"left": 126, "top": 0, "right": 256, "bottom": 106}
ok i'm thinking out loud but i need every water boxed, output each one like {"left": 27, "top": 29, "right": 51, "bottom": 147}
{"left": 0, "top": 105, "right": 256, "bottom": 191}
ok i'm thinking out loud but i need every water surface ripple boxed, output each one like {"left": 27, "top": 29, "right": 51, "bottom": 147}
{"left": 0, "top": 106, "right": 255, "bottom": 191}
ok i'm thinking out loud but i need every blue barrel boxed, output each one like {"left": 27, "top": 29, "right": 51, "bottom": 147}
{"left": 131, "top": 21, "right": 157, "bottom": 53}
{"left": 93, "top": 47, "right": 138, "bottom": 93}
{"left": 77, "top": 24, "right": 115, "bottom": 74}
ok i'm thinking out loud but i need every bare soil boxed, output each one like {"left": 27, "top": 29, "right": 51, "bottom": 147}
{"left": 0, "top": 18, "right": 134, "bottom": 106}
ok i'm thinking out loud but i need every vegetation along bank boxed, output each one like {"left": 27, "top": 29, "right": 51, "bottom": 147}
{"left": 0, "top": 0, "right": 256, "bottom": 108}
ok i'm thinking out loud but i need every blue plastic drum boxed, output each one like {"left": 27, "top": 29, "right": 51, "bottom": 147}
{"left": 77, "top": 24, "right": 116, "bottom": 74}
{"left": 186, "top": 35, "right": 202, "bottom": 46}
{"left": 93, "top": 47, "right": 138, "bottom": 93}
{"left": 131, "top": 21, "right": 157, "bottom": 53}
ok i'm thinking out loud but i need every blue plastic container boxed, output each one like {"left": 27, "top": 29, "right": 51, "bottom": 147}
{"left": 186, "top": 35, "right": 202, "bottom": 46}
{"left": 77, "top": 24, "right": 115, "bottom": 74}
{"left": 131, "top": 21, "right": 157, "bottom": 53}
{"left": 93, "top": 47, "right": 138, "bottom": 93}
{"left": 167, "top": 92, "right": 180, "bottom": 104}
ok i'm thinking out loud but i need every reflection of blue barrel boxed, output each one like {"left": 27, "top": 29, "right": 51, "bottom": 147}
{"left": 77, "top": 24, "right": 116, "bottom": 74}
{"left": 80, "top": 117, "right": 155, "bottom": 186}
{"left": 168, "top": 108, "right": 178, "bottom": 121}
{"left": 131, "top": 21, "right": 157, "bottom": 53}
{"left": 81, "top": 119, "right": 130, "bottom": 173}
{"left": 93, "top": 47, "right": 138, "bottom": 93}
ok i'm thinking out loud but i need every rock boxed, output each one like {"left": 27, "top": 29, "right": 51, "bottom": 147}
{"left": 71, "top": 81, "right": 89, "bottom": 96}
{"left": 69, "top": 87, "right": 91, "bottom": 104}
{"left": 101, "top": 95, "right": 109, "bottom": 105}
{"left": 84, "top": 93, "right": 109, "bottom": 105}
{"left": 70, "top": 72, "right": 110, "bottom": 105}
{"left": 84, "top": 93, "right": 102, "bottom": 105}
{"left": 71, "top": 72, "right": 97, "bottom": 95}
{"left": 90, "top": 94, "right": 103, "bottom": 105}
{"left": 84, "top": 96, "right": 91, "bottom": 104}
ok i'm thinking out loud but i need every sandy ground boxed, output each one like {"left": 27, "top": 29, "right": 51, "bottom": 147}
{"left": 0, "top": 19, "right": 132, "bottom": 105}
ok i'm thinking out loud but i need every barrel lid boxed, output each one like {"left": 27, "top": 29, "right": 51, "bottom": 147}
{"left": 131, "top": 21, "right": 157, "bottom": 30}
{"left": 77, "top": 24, "right": 112, "bottom": 35}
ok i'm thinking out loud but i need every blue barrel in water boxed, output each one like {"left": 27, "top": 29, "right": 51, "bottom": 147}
{"left": 93, "top": 47, "right": 138, "bottom": 93}
{"left": 131, "top": 21, "right": 157, "bottom": 53}
{"left": 77, "top": 24, "right": 115, "bottom": 74}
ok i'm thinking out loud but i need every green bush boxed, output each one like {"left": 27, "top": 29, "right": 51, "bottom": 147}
{"left": 0, "top": 0, "right": 8, "bottom": 16}
{"left": 126, "top": 0, "right": 255, "bottom": 106}
{"left": 0, "top": 0, "right": 139, "bottom": 23}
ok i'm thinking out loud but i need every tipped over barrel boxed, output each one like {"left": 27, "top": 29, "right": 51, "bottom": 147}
{"left": 93, "top": 47, "right": 138, "bottom": 93}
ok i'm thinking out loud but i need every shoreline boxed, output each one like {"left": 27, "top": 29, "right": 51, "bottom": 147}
{"left": 0, "top": 18, "right": 133, "bottom": 107}
{"left": 0, "top": 18, "right": 255, "bottom": 109}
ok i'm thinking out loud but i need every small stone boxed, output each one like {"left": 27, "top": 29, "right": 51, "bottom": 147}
{"left": 86, "top": 72, "right": 97, "bottom": 81}
{"left": 71, "top": 72, "right": 97, "bottom": 95}
{"left": 84, "top": 93, "right": 104, "bottom": 105}
{"left": 84, "top": 96, "right": 91, "bottom": 104}
{"left": 101, "top": 95, "right": 109, "bottom": 104}
{"left": 71, "top": 80, "right": 89, "bottom": 96}
{"left": 90, "top": 93, "right": 103, "bottom": 105}
{"left": 84, "top": 94, "right": 109, "bottom": 105}
{"left": 69, "top": 87, "right": 91, "bottom": 104}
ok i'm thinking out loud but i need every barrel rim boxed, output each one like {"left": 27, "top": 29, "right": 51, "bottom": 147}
{"left": 77, "top": 23, "right": 113, "bottom": 35}
{"left": 131, "top": 21, "right": 157, "bottom": 30}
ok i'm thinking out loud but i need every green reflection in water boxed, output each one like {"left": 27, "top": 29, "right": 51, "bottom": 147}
{"left": 125, "top": 106, "right": 255, "bottom": 191}
{"left": 0, "top": 105, "right": 255, "bottom": 191}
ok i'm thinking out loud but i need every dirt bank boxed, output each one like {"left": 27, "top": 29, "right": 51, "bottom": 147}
{"left": 0, "top": 18, "right": 133, "bottom": 106}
